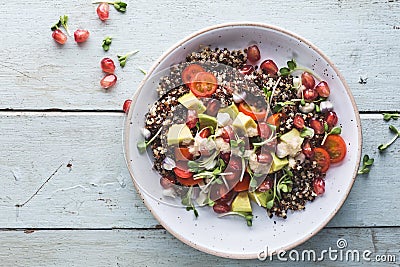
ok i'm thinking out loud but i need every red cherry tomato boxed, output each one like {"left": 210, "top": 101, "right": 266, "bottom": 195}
{"left": 323, "top": 135, "right": 347, "bottom": 163}
{"left": 176, "top": 176, "right": 199, "bottom": 186}
{"left": 181, "top": 64, "right": 205, "bottom": 86}
{"left": 174, "top": 147, "right": 192, "bottom": 161}
{"left": 173, "top": 162, "right": 193, "bottom": 179}
{"left": 238, "top": 102, "right": 267, "bottom": 121}
{"left": 189, "top": 72, "right": 218, "bottom": 97}
{"left": 314, "top": 147, "right": 331, "bottom": 173}
{"left": 233, "top": 173, "right": 251, "bottom": 192}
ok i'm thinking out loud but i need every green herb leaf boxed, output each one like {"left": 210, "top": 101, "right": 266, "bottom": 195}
{"left": 102, "top": 36, "right": 112, "bottom": 51}
{"left": 300, "top": 127, "right": 314, "bottom": 138}
{"left": 117, "top": 50, "right": 139, "bottom": 68}
{"left": 324, "top": 122, "right": 329, "bottom": 133}
{"left": 59, "top": 15, "right": 71, "bottom": 36}
{"left": 113, "top": 1, "right": 127, "bottom": 12}
{"left": 378, "top": 125, "right": 399, "bottom": 151}
{"left": 383, "top": 113, "right": 399, "bottom": 121}
{"left": 279, "top": 67, "right": 291, "bottom": 76}
{"left": 389, "top": 125, "right": 399, "bottom": 134}
{"left": 330, "top": 127, "right": 342, "bottom": 135}
{"left": 287, "top": 59, "right": 297, "bottom": 71}
{"left": 300, "top": 98, "right": 306, "bottom": 106}
{"left": 358, "top": 154, "right": 374, "bottom": 174}
{"left": 315, "top": 104, "right": 321, "bottom": 113}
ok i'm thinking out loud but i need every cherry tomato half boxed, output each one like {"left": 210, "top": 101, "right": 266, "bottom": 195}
{"left": 266, "top": 113, "right": 283, "bottom": 127}
{"left": 314, "top": 147, "right": 331, "bottom": 173}
{"left": 181, "top": 64, "right": 205, "bottom": 86}
{"left": 238, "top": 102, "right": 267, "bottom": 121}
{"left": 233, "top": 173, "right": 251, "bottom": 192}
{"left": 174, "top": 147, "right": 192, "bottom": 161}
{"left": 176, "top": 175, "right": 199, "bottom": 186}
{"left": 173, "top": 162, "right": 193, "bottom": 179}
{"left": 323, "top": 135, "right": 347, "bottom": 163}
{"left": 189, "top": 72, "right": 218, "bottom": 97}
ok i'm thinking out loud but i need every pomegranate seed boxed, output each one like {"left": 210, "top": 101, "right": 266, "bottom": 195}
{"left": 257, "top": 153, "right": 272, "bottom": 164}
{"left": 301, "top": 72, "right": 315, "bottom": 89}
{"left": 293, "top": 115, "right": 305, "bottom": 129}
{"left": 186, "top": 109, "right": 198, "bottom": 129}
{"left": 74, "top": 29, "right": 90, "bottom": 43}
{"left": 247, "top": 45, "right": 261, "bottom": 62}
{"left": 100, "top": 74, "right": 117, "bottom": 89}
{"left": 257, "top": 122, "right": 272, "bottom": 139}
{"left": 160, "top": 176, "right": 175, "bottom": 189}
{"left": 96, "top": 3, "right": 110, "bottom": 21}
{"left": 220, "top": 152, "right": 231, "bottom": 164}
{"left": 221, "top": 126, "right": 234, "bottom": 142}
{"left": 213, "top": 201, "right": 231, "bottom": 213}
{"left": 313, "top": 177, "right": 325, "bottom": 195}
{"left": 302, "top": 140, "right": 315, "bottom": 158}
{"left": 258, "top": 178, "right": 274, "bottom": 192}
{"left": 260, "top": 59, "right": 278, "bottom": 75}
{"left": 239, "top": 64, "right": 255, "bottom": 75}
{"left": 205, "top": 99, "right": 221, "bottom": 117}
{"left": 199, "top": 128, "right": 211, "bottom": 138}
{"left": 100, "top": 58, "right": 116, "bottom": 74}
{"left": 309, "top": 118, "right": 324, "bottom": 134}
{"left": 122, "top": 99, "right": 132, "bottom": 113}
{"left": 325, "top": 111, "right": 338, "bottom": 127}
{"left": 52, "top": 29, "right": 67, "bottom": 45}
{"left": 315, "top": 81, "right": 330, "bottom": 97}
{"left": 303, "top": 88, "right": 318, "bottom": 101}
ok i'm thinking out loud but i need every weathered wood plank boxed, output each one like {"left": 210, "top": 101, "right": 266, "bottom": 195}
{"left": 0, "top": 228, "right": 399, "bottom": 266}
{"left": 0, "top": 1, "right": 399, "bottom": 111}
{"left": 0, "top": 113, "right": 398, "bottom": 228}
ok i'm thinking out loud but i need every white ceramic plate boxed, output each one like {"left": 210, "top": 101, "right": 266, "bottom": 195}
{"left": 124, "top": 22, "right": 362, "bottom": 259}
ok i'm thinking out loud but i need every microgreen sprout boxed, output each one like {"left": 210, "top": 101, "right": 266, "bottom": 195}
{"left": 321, "top": 126, "right": 342, "bottom": 146}
{"left": 273, "top": 101, "right": 296, "bottom": 113}
{"left": 266, "top": 168, "right": 293, "bottom": 209}
{"left": 139, "top": 68, "right": 147, "bottom": 75}
{"left": 181, "top": 186, "right": 198, "bottom": 218}
{"left": 279, "top": 59, "right": 322, "bottom": 81}
{"left": 378, "top": 125, "right": 399, "bottom": 151}
{"left": 218, "top": 211, "right": 253, "bottom": 226}
{"left": 51, "top": 15, "right": 71, "bottom": 36}
{"left": 102, "top": 36, "right": 112, "bottom": 51}
{"left": 117, "top": 50, "right": 139, "bottom": 67}
{"left": 383, "top": 113, "right": 399, "bottom": 121}
{"left": 137, "top": 127, "right": 162, "bottom": 153}
{"left": 93, "top": 1, "right": 127, "bottom": 12}
{"left": 300, "top": 127, "right": 314, "bottom": 138}
{"left": 357, "top": 155, "right": 374, "bottom": 174}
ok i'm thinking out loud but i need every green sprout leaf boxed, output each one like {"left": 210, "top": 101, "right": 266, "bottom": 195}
{"left": 93, "top": 1, "right": 127, "bottom": 12}
{"left": 279, "top": 67, "right": 291, "bottom": 76}
{"left": 102, "top": 36, "right": 112, "bottom": 51}
{"left": 287, "top": 59, "right": 297, "bottom": 71}
{"left": 357, "top": 154, "right": 374, "bottom": 174}
{"left": 117, "top": 50, "right": 139, "bottom": 67}
{"left": 378, "top": 125, "right": 399, "bottom": 151}
{"left": 330, "top": 127, "right": 342, "bottom": 135}
{"left": 50, "top": 15, "right": 70, "bottom": 35}
{"left": 383, "top": 113, "right": 399, "bottom": 121}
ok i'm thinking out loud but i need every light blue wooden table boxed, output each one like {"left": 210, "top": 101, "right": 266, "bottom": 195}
{"left": 0, "top": 1, "right": 399, "bottom": 266}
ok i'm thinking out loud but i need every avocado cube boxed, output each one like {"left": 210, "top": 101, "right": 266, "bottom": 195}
{"left": 231, "top": 191, "right": 252, "bottom": 213}
{"left": 178, "top": 92, "right": 206, "bottom": 113}
{"left": 167, "top": 124, "right": 193, "bottom": 146}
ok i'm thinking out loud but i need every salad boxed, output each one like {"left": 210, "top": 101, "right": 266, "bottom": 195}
{"left": 137, "top": 45, "right": 346, "bottom": 226}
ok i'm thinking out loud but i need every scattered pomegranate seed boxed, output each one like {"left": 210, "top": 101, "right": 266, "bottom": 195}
{"left": 213, "top": 201, "right": 231, "bottom": 213}
{"left": 122, "top": 99, "right": 132, "bottom": 113}
{"left": 199, "top": 128, "right": 211, "bottom": 138}
{"left": 315, "top": 81, "right": 330, "bottom": 97}
{"left": 257, "top": 153, "right": 272, "bottom": 164}
{"left": 260, "top": 59, "right": 278, "bottom": 75}
{"left": 101, "top": 58, "right": 116, "bottom": 74}
{"left": 313, "top": 177, "right": 325, "bottom": 195}
{"left": 309, "top": 118, "right": 325, "bottom": 134}
{"left": 205, "top": 99, "right": 221, "bottom": 117}
{"left": 220, "top": 152, "right": 231, "bottom": 164}
{"left": 325, "top": 111, "right": 338, "bottom": 127}
{"left": 186, "top": 109, "right": 198, "bottom": 129}
{"left": 258, "top": 178, "right": 274, "bottom": 192}
{"left": 293, "top": 115, "right": 305, "bottom": 129}
{"left": 96, "top": 3, "right": 110, "bottom": 21}
{"left": 303, "top": 88, "right": 318, "bottom": 101}
{"left": 239, "top": 64, "right": 255, "bottom": 75}
{"left": 247, "top": 45, "right": 261, "bottom": 62}
{"left": 301, "top": 72, "right": 315, "bottom": 89}
{"left": 257, "top": 122, "right": 272, "bottom": 139}
{"left": 52, "top": 29, "right": 67, "bottom": 45}
{"left": 302, "top": 140, "right": 315, "bottom": 159}
{"left": 100, "top": 74, "right": 117, "bottom": 89}
{"left": 74, "top": 29, "right": 90, "bottom": 43}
